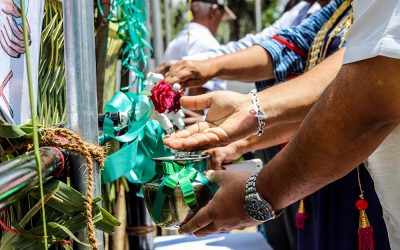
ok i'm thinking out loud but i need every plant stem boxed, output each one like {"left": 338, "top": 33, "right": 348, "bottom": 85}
{"left": 20, "top": 0, "right": 48, "bottom": 248}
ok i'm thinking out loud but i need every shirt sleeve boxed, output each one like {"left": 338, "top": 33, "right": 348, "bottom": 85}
{"left": 257, "top": 0, "right": 342, "bottom": 82}
{"left": 206, "top": 1, "right": 312, "bottom": 57}
{"left": 343, "top": 0, "right": 400, "bottom": 64}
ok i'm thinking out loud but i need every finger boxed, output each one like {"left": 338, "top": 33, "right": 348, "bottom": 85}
{"left": 0, "top": 31, "right": 19, "bottom": 57}
{"left": 165, "top": 68, "right": 193, "bottom": 85}
{"left": 180, "top": 78, "right": 207, "bottom": 88}
{"left": 182, "top": 109, "right": 203, "bottom": 118}
{"left": 203, "top": 149, "right": 224, "bottom": 170}
{"left": 180, "top": 93, "right": 214, "bottom": 110}
{"left": 193, "top": 223, "right": 220, "bottom": 237}
{"left": 164, "top": 126, "right": 228, "bottom": 151}
{"left": 7, "top": 16, "right": 23, "bottom": 41}
{"left": 183, "top": 116, "right": 203, "bottom": 126}
{"left": 205, "top": 170, "right": 225, "bottom": 185}
{"left": 179, "top": 205, "right": 213, "bottom": 234}
{"left": 6, "top": 16, "right": 25, "bottom": 49}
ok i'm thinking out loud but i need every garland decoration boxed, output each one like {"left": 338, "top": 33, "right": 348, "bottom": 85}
{"left": 108, "top": 0, "right": 153, "bottom": 90}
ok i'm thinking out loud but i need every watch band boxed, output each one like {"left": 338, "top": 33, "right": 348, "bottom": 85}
{"left": 244, "top": 171, "right": 280, "bottom": 221}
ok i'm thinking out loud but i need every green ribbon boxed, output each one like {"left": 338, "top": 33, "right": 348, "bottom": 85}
{"left": 151, "top": 161, "right": 216, "bottom": 222}
{"left": 102, "top": 91, "right": 173, "bottom": 184}
{"left": 109, "top": 0, "right": 152, "bottom": 90}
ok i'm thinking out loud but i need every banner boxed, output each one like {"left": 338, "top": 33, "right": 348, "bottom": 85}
{"left": 0, "top": 0, "right": 44, "bottom": 124}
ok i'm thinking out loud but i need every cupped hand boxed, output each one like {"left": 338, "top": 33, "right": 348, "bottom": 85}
{"left": 204, "top": 142, "right": 244, "bottom": 170}
{"left": 178, "top": 170, "right": 261, "bottom": 236}
{"left": 164, "top": 59, "right": 214, "bottom": 88}
{"left": 182, "top": 109, "right": 205, "bottom": 126}
{"left": 163, "top": 91, "right": 258, "bottom": 151}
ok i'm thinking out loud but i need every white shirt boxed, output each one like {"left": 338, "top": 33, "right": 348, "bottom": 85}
{"left": 190, "top": 1, "right": 321, "bottom": 60}
{"left": 344, "top": 0, "right": 400, "bottom": 248}
{"left": 163, "top": 22, "right": 225, "bottom": 91}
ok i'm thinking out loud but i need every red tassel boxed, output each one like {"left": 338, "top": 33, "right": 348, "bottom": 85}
{"left": 358, "top": 226, "right": 374, "bottom": 250}
{"left": 295, "top": 199, "right": 308, "bottom": 229}
{"left": 356, "top": 199, "right": 374, "bottom": 250}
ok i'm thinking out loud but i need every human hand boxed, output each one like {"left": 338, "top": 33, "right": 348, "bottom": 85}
{"left": 204, "top": 142, "right": 244, "bottom": 170}
{"left": 154, "top": 60, "right": 176, "bottom": 75}
{"left": 179, "top": 170, "right": 260, "bottom": 236}
{"left": 0, "top": 0, "right": 30, "bottom": 57}
{"left": 182, "top": 109, "right": 205, "bottom": 126}
{"left": 163, "top": 91, "right": 258, "bottom": 151}
{"left": 164, "top": 59, "right": 215, "bottom": 88}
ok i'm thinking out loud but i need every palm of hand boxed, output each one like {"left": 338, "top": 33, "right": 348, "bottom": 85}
{"left": 164, "top": 91, "right": 258, "bottom": 151}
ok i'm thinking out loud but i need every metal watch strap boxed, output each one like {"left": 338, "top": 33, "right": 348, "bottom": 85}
{"left": 245, "top": 171, "right": 278, "bottom": 221}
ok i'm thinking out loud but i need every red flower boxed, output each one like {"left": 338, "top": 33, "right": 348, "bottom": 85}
{"left": 170, "top": 90, "right": 182, "bottom": 112}
{"left": 151, "top": 80, "right": 174, "bottom": 113}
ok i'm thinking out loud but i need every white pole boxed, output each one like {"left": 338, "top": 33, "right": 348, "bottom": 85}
{"left": 255, "top": 0, "right": 262, "bottom": 32}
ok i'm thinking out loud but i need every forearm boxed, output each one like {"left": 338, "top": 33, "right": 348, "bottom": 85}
{"left": 236, "top": 122, "right": 300, "bottom": 155}
{"left": 259, "top": 49, "right": 344, "bottom": 126}
{"left": 207, "top": 46, "right": 275, "bottom": 82}
{"left": 257, "top": 56, "right": 400, "bottom": 210}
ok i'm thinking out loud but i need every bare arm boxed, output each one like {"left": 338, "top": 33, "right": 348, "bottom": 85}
{"left": 165, "top": 46, "right": 274, "bottom": 87}
{"left": 258, "top": 56, "right": 400, "bottom": 210}
{"left": 260, "top": 49, "right": 344, "bottom": 126}
{"left": 165, "top": 49, "right": 345, "bottom": 151}
{"left": 208, "top": 46, "right": 274, "bottom": 82}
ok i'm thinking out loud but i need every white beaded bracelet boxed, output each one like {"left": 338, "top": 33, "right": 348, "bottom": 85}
{"left": 250, "top": 90, "right": 268, "bottom": 136}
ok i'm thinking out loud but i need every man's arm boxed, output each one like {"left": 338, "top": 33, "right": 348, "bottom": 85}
{"left": 258, "top": 56, "right": 400, "bottom": 210}
{"left": 164, "top": 49, "right": 344, "bottom": 150}
{"left": 165, "top": 46, "right": 274, "bottom": 87}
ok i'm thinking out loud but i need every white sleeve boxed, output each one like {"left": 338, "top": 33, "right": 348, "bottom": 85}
{"left": 343, "top": 0, "right": 400, "bottom": 64}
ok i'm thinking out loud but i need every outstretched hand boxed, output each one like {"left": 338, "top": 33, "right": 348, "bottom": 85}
{"left": 164, "top": 59, "right": 214, "bottom": 88}
{"left": 163, "top": 91, "right": 258, "bottom": 151}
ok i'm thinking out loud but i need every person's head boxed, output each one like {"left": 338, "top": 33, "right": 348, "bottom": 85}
{"left": 190, "top": 0, "right": 236, "bottom": 35}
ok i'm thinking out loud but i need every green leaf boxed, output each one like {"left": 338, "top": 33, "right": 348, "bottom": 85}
{"left": 48, "top": 222, "right": 91, "bottom": 247}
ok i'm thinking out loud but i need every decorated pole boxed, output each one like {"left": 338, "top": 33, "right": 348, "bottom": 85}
{"left": 63, "top": 0, "right": 104, "bottom": 249}
{"left": 0, "top": 147, "right": 65, "bottom": 210}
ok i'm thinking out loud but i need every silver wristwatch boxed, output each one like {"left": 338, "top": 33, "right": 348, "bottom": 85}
{"left": 244, "top": 171, "right": 279, "bottom": 222}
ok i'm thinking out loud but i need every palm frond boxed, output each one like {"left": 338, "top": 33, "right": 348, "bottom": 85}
{"left": 38, "top": 0, "right": 66, "bottom": 126}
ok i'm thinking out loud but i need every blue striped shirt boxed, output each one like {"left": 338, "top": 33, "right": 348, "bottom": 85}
{"left": 257, "top": 0, "right": 344, "bottom": 84}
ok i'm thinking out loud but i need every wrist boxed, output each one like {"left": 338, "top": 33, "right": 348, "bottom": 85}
{"left": 205, "top": 57, "right": 221, "bottom": 79}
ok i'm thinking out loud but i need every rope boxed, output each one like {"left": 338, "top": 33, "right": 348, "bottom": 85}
{"left": 40, "top": 128, "right": 104, "bottom": 249}
{"left": 125, "top": 226, "right": 155, "bottom": 236}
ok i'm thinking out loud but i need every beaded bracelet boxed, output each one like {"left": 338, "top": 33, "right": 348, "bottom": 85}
{"left": 250, "top": 90, "right": 268, "bottom": 136}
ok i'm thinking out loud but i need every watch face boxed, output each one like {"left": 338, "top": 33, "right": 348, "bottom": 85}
{"left": 245, "top": 197, "right": 271, "bottom": 221}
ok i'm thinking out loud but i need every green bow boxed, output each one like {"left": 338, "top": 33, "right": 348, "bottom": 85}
{"left": 151, "top": 161, "right": 215, "bottom": 222}
{"left": 102, "top": 92, "right": 173, "bottom": 184}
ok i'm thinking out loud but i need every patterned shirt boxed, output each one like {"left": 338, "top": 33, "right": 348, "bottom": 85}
{"left": 257, "top": 0, "right": 344, "bottom": 87}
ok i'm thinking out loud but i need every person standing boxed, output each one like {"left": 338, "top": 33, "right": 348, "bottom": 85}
{"left": 163, "top": 0, "right": 236, "bottom": 93}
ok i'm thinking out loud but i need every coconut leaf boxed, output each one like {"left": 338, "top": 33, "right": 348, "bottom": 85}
{"left": 0, "top": 180, "right": 120, "bottom": 249}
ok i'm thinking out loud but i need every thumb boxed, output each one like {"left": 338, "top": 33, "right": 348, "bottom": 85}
{"left": 205, "top": 170, "right": 225, "bottom": 185}
{"left": 180, "top": 92, "right": 214, "bottom": 111}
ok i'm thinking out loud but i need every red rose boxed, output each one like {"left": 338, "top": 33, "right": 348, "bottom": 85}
{"left": 170, "top": 90, "right": 182, "bottom": 113}
{"left": 150, "top": 80, "right": 174, "bottom": 113}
